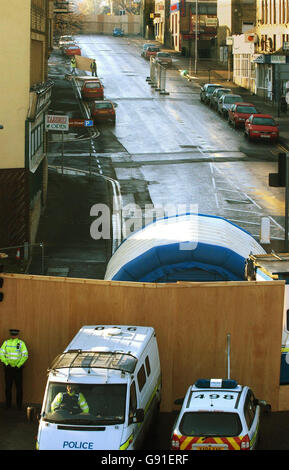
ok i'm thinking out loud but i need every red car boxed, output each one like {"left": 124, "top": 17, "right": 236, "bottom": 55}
{"left": 145, "top": 46, "right": 160, "bottom": 60}
{"left": 81, "top": 80, "right": 104, "bottom": 101}
{"left": 89, "top": 100, "right": 116, "bottom": 124}
{"left": 228, "top": 102, "right": 258, "bottom": 128}
{"left": 244, "top": 114, "right": 279, "bottom": 142}
{"left": 63, "top": 45, "right": 81, "bottom": 56}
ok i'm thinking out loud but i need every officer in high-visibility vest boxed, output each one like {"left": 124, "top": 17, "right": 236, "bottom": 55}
{"left": 0, "top": 329, "right": 28, "bottom": 410}
{"left": 51, "top": 384, "right": 89, "bottom": 414}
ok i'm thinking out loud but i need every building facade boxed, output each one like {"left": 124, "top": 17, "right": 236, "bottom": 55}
{"left": 232, "top": 0, "right": 289, "bottom": 100}
{"left": 169, "top": 0, "right": 217, "bottom": 56}
{"left": 0, "top": 1, "right": 53, "bottom": 253}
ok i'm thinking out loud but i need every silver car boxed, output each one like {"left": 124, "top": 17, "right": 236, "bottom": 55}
{"left": 217, "top": 94, "right": 244, "bottom": 117}
{"left": 200, "top": 83, "right": 223, "bottom": 104}
{"left": 209, "top": 88, "right": 232, "bottom": 109}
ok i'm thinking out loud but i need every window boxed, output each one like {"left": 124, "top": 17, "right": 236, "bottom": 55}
{"left": 137, "top": 364, "right": 146, "bottom": 392}
{"left": 129, "top": 381, "right": 137, "bottom": 415}
{"left": 244, "top": 390, "right": 257, "bottom": 429}
{"left": 43, "top": 382, "right": 127, "bottom": 425}
{"left": 145, "top": 356, "right": 151, "bottom": 376}
{"left": 179, "top": 412, "right": 242, "bottom": 437}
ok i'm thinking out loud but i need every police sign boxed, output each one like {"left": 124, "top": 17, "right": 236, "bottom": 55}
{"left": 45, "top": 114, "right": 69, "bottom": 131}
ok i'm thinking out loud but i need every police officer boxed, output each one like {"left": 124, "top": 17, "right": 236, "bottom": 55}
{"left": 0, "top": 329, "right": 28, "bottom": 410}
{"left": 51, "top": 384, "right": 89, "bottom": 414}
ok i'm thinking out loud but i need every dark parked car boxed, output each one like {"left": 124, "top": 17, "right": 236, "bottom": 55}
{"left": 113, "top": 27, "right": 124, "bottom": 37}
{"left": 209, "top": 88, "right": 232, "bottom": 109}
{"left": 200, "top": 84, "right": 223, "bottom": 104}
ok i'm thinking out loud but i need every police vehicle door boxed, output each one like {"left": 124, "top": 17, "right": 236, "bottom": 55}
{"left": 244, "top": 389, "right": 260, "bottom": 448}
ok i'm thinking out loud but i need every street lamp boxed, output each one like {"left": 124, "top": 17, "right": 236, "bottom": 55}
{"left": 194, "top": 0, "right": 198, "bottom": 74}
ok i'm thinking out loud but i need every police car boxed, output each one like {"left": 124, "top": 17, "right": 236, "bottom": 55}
{"left": 171, "top": 378, "right": 270, "bottom": 451}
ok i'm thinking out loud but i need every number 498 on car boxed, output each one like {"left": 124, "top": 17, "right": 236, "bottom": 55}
{"left": 171, "top": 378, "right": 270, "bottom": 451}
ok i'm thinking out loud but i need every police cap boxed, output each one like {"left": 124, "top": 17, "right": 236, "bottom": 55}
{"left": 9, "top": 329, "right": 20, "bottom": 336}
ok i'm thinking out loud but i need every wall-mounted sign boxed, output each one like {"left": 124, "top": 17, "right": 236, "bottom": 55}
{"left": 271, "top": 55, "right": 286, "bottom": 64}
{"left": 253, "top": 54, "right": 266, "bottom": 63}
{"left": 45, "top": 114, "right": 69, "bottom": 131}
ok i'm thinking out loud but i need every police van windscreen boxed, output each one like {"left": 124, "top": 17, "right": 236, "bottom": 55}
{"left": 179, "top": 412, "right": 242, "bottom": 437}
{"left": 43, "top": 383, "right": 127, "bottom": 425}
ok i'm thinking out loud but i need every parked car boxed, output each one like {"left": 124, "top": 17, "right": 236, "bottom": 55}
{"left": 200, "top": 84, "right": 223, "bottom": 104}
{"left": 145, "top": 46, "right": 160, "bottom": 60}
{"left": 59, "top": 35, "right": 74, "bottom": 47}
{"left": 63, "top": 45, "right": 81, "bottom": 56}
{"left": 113, "top": 27, "right": 124, "bottom": 37}
{"left": 89, "top": 100, "right": 116, "bottom": 124}
{"left": 244, "top": 114, "right": 279, "bottom": 142}
{"left": 171, "top": 378, "right": 270, "bottom": 451}
{"left": 81, "top": 80, "right": 104, "bottom": 101}
{"left": 217, "top": 94, "right": 243, "bottom": 117}
{"left": 228, "top": 103, "right": 258, "bottom": 128}
{"left": 209, "top": 88, "right": 232, "bottom": 109}
{"left": 155, "top": 52, "right": 172, "bottom": 67}
{"left": 141, "top": 43, "right": 156, "bottom": 57}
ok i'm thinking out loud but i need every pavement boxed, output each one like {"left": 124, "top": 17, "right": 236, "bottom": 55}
{"left": 3, "top": 37, "right": 289, "bottom": 452}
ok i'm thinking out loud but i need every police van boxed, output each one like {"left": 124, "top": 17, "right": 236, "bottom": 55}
{"left": 36, "top": 325, "right": 161, "bottom": 450}
{"left": 171, "top": 378, "right": 269, "bottom": 451}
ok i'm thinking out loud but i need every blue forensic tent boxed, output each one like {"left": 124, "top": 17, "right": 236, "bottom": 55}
{"left": 104, "top": 213, "right": 266, "bottom": 282}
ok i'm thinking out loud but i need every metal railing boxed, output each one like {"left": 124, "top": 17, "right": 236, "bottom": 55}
{"left": 146, "top": 58, "right": 170, "bottom": 96}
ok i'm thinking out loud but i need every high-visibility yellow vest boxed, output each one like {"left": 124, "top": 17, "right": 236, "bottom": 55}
{"left": 0, "top": 338, "right": 28, "bottom": 367}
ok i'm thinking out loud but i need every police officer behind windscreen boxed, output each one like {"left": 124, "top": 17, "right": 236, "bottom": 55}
{"left": 51, "top": 384, "right": 89, "bottom": 415}
{"left": 0, "top": 329, "right": 28, "bottom": 410}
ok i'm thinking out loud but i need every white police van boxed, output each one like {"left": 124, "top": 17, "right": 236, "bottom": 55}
{"left": 171, "top": 378, "right": 270, "bottom": 451}
{"left": 36, "top": 325, "right": 161, "bottom": 450}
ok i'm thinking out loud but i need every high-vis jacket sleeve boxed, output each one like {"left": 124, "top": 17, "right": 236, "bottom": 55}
{"left": 78, "top": 393, "right": 89, "bottom": 413}
{"left": 0, "top": 341, "right": 8, "bottom": 366}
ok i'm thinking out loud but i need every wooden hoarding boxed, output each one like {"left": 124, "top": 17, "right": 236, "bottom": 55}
{"left": 0, "top": 274, "right": 284, "bottom": 411}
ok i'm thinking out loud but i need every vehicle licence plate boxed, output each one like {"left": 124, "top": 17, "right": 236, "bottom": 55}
{"left": 260, "top": 134, "right": 270, "bottom": 138}
{"left": 196, "top": 446, "right": 225, "bottom": 450}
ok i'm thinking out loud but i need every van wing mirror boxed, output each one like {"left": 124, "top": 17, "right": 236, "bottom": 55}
{"left": 134, "top": 408, "right": 144, "bottom": 423}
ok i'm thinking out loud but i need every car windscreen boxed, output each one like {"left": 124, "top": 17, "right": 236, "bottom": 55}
{"left": 252, "top": 117, "right": 276, "bottom": 126}
{"left": 179, "top": 412, "right": 242, "bottom": 437}
{"left": 224, "top": 95, "right": 242, "bottom": 103}
{"left": 207, "top": 86, "right": 219, "bottom": 94}
{"left": 94, "top": 103, "right": 113, "bottom": 109}
{"left": 158, "top": 53, "right": 170, "bottom": 57}
{"left": 43, "top": 382, "right": 127, "bottom": 425}
{"left": 236, "top": 106, "right": 257, "bottom": 113}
